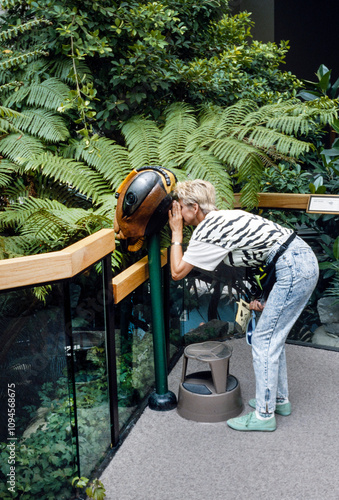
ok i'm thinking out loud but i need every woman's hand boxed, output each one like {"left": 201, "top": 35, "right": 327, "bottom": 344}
{"left": 249, "top": 300, "right": 265, "bottom": 312}
{"left": 168, "top": 200, "right": 183, "bottom": 235}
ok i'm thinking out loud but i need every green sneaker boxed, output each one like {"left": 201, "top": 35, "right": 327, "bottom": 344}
{"left": 227, "top": 411, "right": 276, "bottom": 432}
{"left": 248, "top": 399, "right": 291, "bottom": 416}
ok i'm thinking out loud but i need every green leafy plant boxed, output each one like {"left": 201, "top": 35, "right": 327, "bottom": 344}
{"left": 0, "top": 98, "right": 336, "bottom": 266}
{"left": 1, "top": 0, "right": 304, "bottom": 128}
{"left": 72, "top": 476, "right": 106, "bottom": 500}
{"left": 299, "top": 64, "right": 339, "bottom": 101}
{"left": 318, "top": 236, "right": 339, "bottom": 302}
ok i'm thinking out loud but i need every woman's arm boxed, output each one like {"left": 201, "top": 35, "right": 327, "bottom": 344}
{"left": 168, "top": 201, "right": 194, "bottom": 281}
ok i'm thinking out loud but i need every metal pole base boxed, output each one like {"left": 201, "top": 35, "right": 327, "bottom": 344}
{"left": 148, "top": 390, "right": 177, "bottom": 411}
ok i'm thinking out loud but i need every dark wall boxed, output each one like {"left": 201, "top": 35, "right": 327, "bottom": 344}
{"left": 231, "top": 0, "right": 339, "bottom": 82}
{"left": 275, "top": 0, "right": 339, "bottom": 81}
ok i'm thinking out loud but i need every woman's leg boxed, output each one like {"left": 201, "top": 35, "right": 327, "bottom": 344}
{"left": 252, "top": 240, "right": 319, "bottom": 416}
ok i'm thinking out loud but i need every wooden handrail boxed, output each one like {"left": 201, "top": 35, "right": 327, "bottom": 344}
{"left": 234, "top": 192, "right": 311, "bottom": 209}
{"left": 0, "top": 229, "right": 115, "bottom": 291}
{"left": 0, "top": 192, "right": 334, "bottom": 297}
{"left": 112, "top": 249, "right": 168, "bottom": 304}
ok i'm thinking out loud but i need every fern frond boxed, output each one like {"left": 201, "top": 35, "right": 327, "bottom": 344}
{"left": 0, "top": 134, "right": 46, "bottom": 164}
{"left": 192, "top": 102, "right": 257, "bottom": 147}
{"left": 242, "top": 99, "right": 338, "bottom": 133}
{"left": 122, "top": 116, "right": 161, "bottom": 169}
{"left": 0, "top": 118, "right": 21, "bottom": 134}
{"left": 0, "top": 234, "right": 43, "bottom": 259}
{"left": 208, "top": 136, "right": 260, "bottom": 169}
{"left": 50, "top": 58, "right": 93, "bottom": 84}
{"left": 0, "top": 198, "right": 87, "bottom": 236}
{"left": 64, "top": 137, "right": 131, "bottom": 189}
{"left": 181, "top": 147, "right": 234, "bottom": 208}
{"left": 0, "top": 159, "right": 18, "bottom": 188}
{"left": 0, "top": 82, "right": 23, "bottom": 93}
{"left": 232, "top": 125, "right": 312, "bottom": 157}
{"left": 0, "top": 19, "right": 52, "bottom": 41}
{"left": 0, "top": 51, "right": 49, "bottom": 71}
{"left": 159, "top": 103, "right": 198, "bottom": 167}
{"left": 188, "top": 107, "right": 223, "bottom": 148}
{"left": 11, "top": 109, "right": 70, "bottom": 142}
{"left": 237, "top": 155, "right": 264, "bottom": 209}
{"left": 0, "top": 106, "right": 23, "bottom": 120}
{"left": 5, "top": 78, "right": 71, "bottom": 110}
{"left": 1, "top": 0, "right": 25, "bottom": 8}
{"left": 23, "top": 152, "right": 113, "bottom": 202}
{"left": 217, "top": 100, "right": 258, "bottom": 134}
{"left": 94, "top": 194, "right": 117, "bottom": 216}
{"left": 0, "top": 198, "right": 112, "bottom": 245}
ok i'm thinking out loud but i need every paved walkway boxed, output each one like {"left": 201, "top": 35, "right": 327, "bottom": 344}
{"left": 100, "top": 339, "right": 339, "bottom": 500}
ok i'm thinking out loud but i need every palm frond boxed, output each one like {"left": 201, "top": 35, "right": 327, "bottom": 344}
{"left": 122, "top": 116, "right": 161, "bottom": 169}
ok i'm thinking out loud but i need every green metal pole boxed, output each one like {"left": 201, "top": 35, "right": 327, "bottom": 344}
{"left": 147, "top": 232, "right": 177, "bottom": 410}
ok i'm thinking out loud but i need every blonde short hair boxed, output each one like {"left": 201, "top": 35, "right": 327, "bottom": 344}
{"left": 173, "top": 180, "right": 217, "bottom": 214}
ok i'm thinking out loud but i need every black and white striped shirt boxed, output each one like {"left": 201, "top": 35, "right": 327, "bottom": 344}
{"left": 182, "top": 210, "right": 293, "bottom": 270}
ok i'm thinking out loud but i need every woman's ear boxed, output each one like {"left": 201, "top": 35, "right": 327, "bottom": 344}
{"left": 192, "top": 203, "right": 199, "bottom": 214}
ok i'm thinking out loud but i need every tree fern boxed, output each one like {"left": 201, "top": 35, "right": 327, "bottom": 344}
{"left": 0, "top": 50, "right": 50, "bottom": 72}
{"left": 64, "top": 137, "right": 132, "bottom": 188}
{"left": 0, "top": 159, "right": 18, "bottom": 189}
{"left": 4, "top": 78, "right": 71, "bottom": 110}
{"left": 50, "top": 57, "right": 93, "bottom": 85}
{"left": 0, "top": 106, "right": 23, "bottom": 120}
{"left": 0, "top": 134, "right": 46, "bottom": 164}
{"left": 23, "top": 153, "right": 113, "bottom": 203}
{"left": 0, "top": 19, "right": 52, "bottom": 41}
{"left": 159, "top": 103, "right": 198, "bottom": 167}
{"left": 122, "top": 116, "right": 161, "bottom": 169}
{"left": 10, "top": 109, "right": 70, "bottom": 142}
{"left": 181, "top": 147, "right": 233, "bottom": 208}
{"left": 0, "top": 96, "right": 336, "bottom": 262}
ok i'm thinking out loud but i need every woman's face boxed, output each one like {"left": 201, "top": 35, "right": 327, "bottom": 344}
{"left": 179, "top": 200, "right": 199, "bottom": 226}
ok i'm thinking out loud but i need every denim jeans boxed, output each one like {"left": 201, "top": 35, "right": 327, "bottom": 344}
{"left": 251, "top": 235, "right": 319, "bottom": 415}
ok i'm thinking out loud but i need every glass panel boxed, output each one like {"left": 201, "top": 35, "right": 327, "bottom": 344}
{"left": 115, "top": 281, "right": 155, "bottom": 430}
{"left": 173, "top": 267, "right": 244, "bottom": 345}
{"left": 288, "top": 233, "right": 339, "bottom": 350}
{"left": 174, "top": 215, "right": 339, "bottom": 352}
{"left": 259, "top": 208, "right": 339, "bottom": 351}
{"left": 0, "top": 285, "right": 77, "bottom": 500}
{"left": 69, "top": 261, "right": 112, "bottom": 477}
